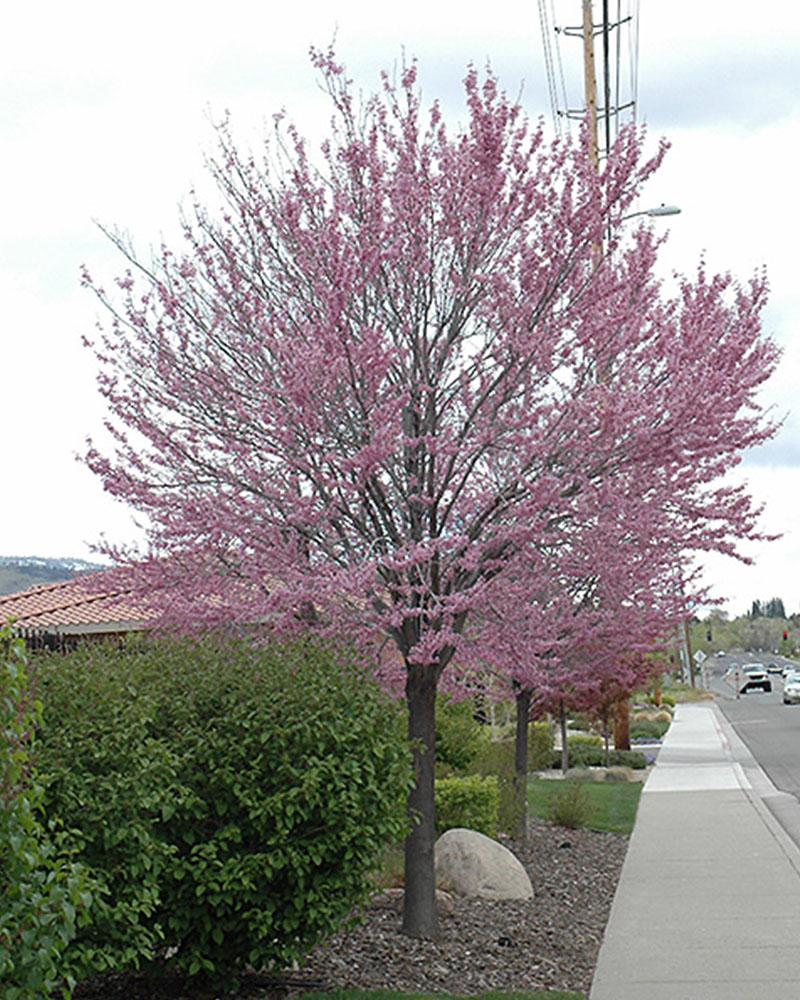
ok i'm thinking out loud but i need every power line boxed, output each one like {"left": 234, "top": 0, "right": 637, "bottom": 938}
{"left": 537, "top": 0, "right": 562, "bottom": 133}
{"left": 539, "top": 1, "right": 640, "bottom": 156}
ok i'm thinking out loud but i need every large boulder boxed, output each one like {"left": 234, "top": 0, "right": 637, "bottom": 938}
{"left": 434, "top": 828, "right": 533, "bottom": 900}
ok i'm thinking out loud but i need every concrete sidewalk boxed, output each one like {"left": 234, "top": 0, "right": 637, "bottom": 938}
{"left": 590, "top": 701, "right": 800, "bottom": 1000}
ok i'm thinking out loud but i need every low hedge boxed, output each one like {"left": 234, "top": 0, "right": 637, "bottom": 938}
{"left": 567, "top": 733, "right": 603, "bottom": 750}
{"left": 33, "top": 637, "right": 412, "bottom": 987}
{"left": 552, "top": 747, "right": 648, "bottom": 770}
{"left": 629, "top": 719, "right": 670, "bottom": 741}
{"left": 435, "top": 775, "right": 499, "bottom": 837}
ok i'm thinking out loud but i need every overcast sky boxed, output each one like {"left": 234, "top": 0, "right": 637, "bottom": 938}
{"left": 1, "top": 0, "right": 798, "bottom": 616}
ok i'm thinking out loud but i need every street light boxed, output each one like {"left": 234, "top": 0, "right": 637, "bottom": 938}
{"left": 621, "top": 203, "right": 682, "bottom": 222}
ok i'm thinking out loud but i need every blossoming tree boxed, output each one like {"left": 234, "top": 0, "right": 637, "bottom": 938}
{"left": 83, "top": 51, "right": 778, "bottom": 937}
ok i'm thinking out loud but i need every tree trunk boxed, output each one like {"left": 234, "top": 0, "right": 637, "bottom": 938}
{"left": 559, "top": 700, "right": 569, "bottom": 774}
{"left": 402, "top": 663, "right": 439, "bottom": 939}
{"left": 513, "top": 687, "right": 531, "bottom": 843}
{"left": 653, "top": 676, "right": 662, "bottom": 707}
{"left": 613, "top": 697, "right": 631, "bottom": 751}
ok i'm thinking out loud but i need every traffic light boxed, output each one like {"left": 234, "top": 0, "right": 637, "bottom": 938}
{"left": 706, "top": 629, "right": 712, "bottom": 642}
{"left": 784, "top": 630, "right": 789, "bottom": 641}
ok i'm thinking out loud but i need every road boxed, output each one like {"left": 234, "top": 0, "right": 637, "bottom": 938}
{"left": 705, "top": 650, "right": 800, "bottom": 797}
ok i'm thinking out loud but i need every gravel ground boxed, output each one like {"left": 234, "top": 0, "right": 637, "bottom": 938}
{"left": 73, "top": 815, "right": 628, "bottom": 999}
{"left": 300, "top": 816, "right": 627, "bottom": 996}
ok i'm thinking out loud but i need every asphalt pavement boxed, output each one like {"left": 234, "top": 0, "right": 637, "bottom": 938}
{"left": 589, "top": 699, "right": 800, "bottom": 1000}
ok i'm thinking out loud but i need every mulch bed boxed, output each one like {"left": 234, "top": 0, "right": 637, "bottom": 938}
{"left": 74, "top": 817, "right": 628, "bottom": 999}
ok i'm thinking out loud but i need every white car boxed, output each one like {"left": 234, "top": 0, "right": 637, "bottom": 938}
{"left": 738, "top": 664, "right": 772, "bottom": 694}
{"left": 784, "top": 676, "right": 800, "bottom": 705}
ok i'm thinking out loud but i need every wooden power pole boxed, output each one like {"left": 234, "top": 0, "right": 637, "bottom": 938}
{"left": 582, "top": 0, "right": 600, "bottom": 170}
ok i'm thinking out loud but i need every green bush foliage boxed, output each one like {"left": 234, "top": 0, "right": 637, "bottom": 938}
{"left": 435, "top": 697, "right": 489, "bottom": 774}
{"left": 33, "top": 637, "right": 412, "bottom": 986}
{"left": 465, "top": 723, "right": 553, "bottom": 834}
{"left": 552, "top": 748, "right": 648, "bottom": 770}
{"left": 629, "top": 719, "right": 670, "bottom": 741}
{"left": 567, "top": 733, "right": 603, "bottom": 750}
{"left": 435, "top": 775, "right": 499, "bottom": 837}
{"left": 1, "top": 627, "right": 93, "bottom": 999}
{"left": 468, "top": 723, "right": 553, "bottom": 776}
{"left": 603, "top": 766, "right": 635, "bottom": 783}
{"left": 547, "top": 777, "right": 596, "bottom": 829}
{"left": 529, "top": 721, "right": 556, "bottom": 771}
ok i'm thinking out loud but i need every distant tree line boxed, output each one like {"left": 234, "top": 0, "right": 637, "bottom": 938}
{"left": 691, "top": 601, "right": 797, "bottom": 657}
{"left": 749, "top": 597, "right": 787, "bottom": 619}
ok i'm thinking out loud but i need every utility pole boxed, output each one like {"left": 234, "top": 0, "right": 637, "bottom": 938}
{"left": 683, "top": 618, "right": 697, "bottom": 688}
{"left": 582, "top": 0, "right": 599, "bottom": 170}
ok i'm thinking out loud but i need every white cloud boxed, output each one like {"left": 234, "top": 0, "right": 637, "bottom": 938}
{"left": 1, "top": 0, "right": 798, "bottom": 614}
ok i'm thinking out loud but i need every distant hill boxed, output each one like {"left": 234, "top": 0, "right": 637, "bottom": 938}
{"left": 0, "top": 556, "right": 107, "bottom": 596}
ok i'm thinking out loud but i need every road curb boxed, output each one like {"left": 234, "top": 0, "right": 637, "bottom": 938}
{"left": 710, "top": 699, "right": 800, "bottom": 878}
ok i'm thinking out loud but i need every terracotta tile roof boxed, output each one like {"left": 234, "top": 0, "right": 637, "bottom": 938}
{"left": 0, "top": 574, "right": 156, "bottom": 634}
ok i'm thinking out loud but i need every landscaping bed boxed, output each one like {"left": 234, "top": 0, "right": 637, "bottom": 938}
{"left": 297, "top": 815, "right": 627, "bottom": 999}
{"left": 72, "top": 815, "right": 626, "bottom": 999}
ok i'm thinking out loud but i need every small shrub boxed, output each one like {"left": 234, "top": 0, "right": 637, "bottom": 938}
{"left": 467, "top": 722, "right": 553, "bottom": 834}
{"left": 630, "top": 719, "right": 670, "bottom": 741}
{"left": 436, "top": 696, "right": 488, "bottom": 774}
{"left": 611, "top": 750, "right": 649, "bottom": 769}
{"left": 435, "top": 775, "right": 499, "bottom": 837}
{"left": 548, "top": 778, "right": 595, "bottom": 829}
{"left": 466, "top": 741, "right": 514, "bottom": 834}
{"left": 565, "top": 767, "right": 599, "bottom": 782}
{"left": 530, "top": 721, "right": 556, "bottom": 771}
{"left": 603, "top": 766, "right": 634, "bottom": 783}
{"left": 551, "top": 748, "right": 648, "bottom": 770}
{"left": 632, "top": 708, "right": 673, "bottom": 722}
{"left": 567, "top": 711, "right": 594, "bottom": 732}
{"left": 567, "top": 733, "right": 603, "bottom": 750}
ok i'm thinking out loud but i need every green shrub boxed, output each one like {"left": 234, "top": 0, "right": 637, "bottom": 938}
{"left": 611, "top": 749, "right": 649, "bottom": 769}
{"left": 33, "top": 637, "right": 412, "bottom": 987}
{"left": 547, "top": 777, "right": 595, "bottom": 829}
{"left": 466, "top": 723, "right": 554, "bottom": 834}
{"left": 603, "top": 766, "right": 634, "bottom": 783}
{"left": 551, "top": 747, "right": 648, "bottom": 770}
{"left": 467, "top": 740, "right": 514, "bottom": 833}
{"left": 435, "top": 696, "right": 488, "bottom": 774}
{"left": 567, "top": 733, "right": 603, "bottom": 750}
{"left": 529, "top": 721, "right": 556, "bottom": 771}
{"left": 1, "top": 627, "right": 93, "bottom": 999}
{"left": 567, "top": 711, "right": 594, "bottom": 731}
{"left": 435, "top": 775, "right": 499, "bottom": 837}
{"left": 629, "top": 719, "right": 670, "bottom": 741}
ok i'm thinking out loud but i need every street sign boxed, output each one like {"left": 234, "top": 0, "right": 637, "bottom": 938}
{"left": 694, "top": 650, "right": 707, "bottom": 664}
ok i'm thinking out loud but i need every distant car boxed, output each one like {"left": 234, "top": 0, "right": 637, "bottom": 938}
{"left": 784, "top": 676, "right": 800, "bottom": 705}
{"left": 783, "top": 664, "right": 800, "bottom": 679}
{"left": 739, "top": 664, "right": 772, "bottom": 694}
{"left": 766, "top": 662, "right": 782, "bottom": 674}
{"left": 716, "top": 650, "right": 726, "bottom": 657}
